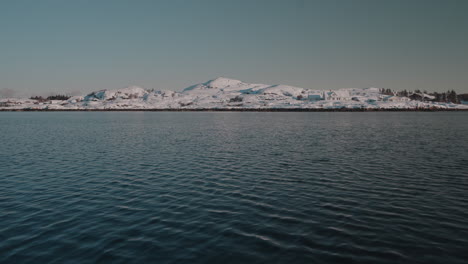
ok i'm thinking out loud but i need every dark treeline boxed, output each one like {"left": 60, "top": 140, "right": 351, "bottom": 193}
{"left": 458, "top": 93, "right": 468, "bottom": 102}
{"left": 380, "top": 88, "right": 466, "bottom": 104}
{"left": 30, "top": 95, "right": 71, "bottom": 101}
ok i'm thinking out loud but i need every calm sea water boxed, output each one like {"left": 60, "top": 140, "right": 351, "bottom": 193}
{"left": 1, "top": 112, "right": 467, "bottom": 263}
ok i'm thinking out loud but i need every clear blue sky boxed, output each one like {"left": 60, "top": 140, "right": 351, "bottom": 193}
{"left": 1, "top": 0, "right": 467, "bottom": 96}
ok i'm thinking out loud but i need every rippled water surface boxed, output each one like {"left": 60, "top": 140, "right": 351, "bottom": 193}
{"left": 1, "top": 112, "right": 468, "bottom": 263}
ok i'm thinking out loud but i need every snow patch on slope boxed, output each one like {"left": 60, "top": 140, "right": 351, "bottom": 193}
{"left": 2, "top": 77, "right": 468, "bottom": 110}
{"left": 84, "top": 86, "right": 148, "bottom": 101}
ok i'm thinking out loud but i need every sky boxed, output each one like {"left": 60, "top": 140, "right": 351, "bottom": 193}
{"left": 1, "top": 0, "right": 467, "bottom": 97}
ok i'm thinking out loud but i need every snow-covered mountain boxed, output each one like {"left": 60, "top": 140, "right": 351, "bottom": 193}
{"left": 1, "top": 77, "right": 467, "bottom": 110}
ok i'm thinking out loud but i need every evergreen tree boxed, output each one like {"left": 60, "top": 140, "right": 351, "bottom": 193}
{"left": 447, "top": 90, "right": 458, "bottom": 103}
{"left": 47, "top": 94, "right": 71, "bottom": 100}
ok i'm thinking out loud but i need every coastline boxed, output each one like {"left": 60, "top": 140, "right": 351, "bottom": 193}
{"left": 2, "top": 108, "right": 468, "bottom": 112}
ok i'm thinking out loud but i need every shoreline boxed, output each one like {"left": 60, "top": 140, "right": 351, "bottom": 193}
{"left": 1, "top": 108, "right": 468, "bottom": 112}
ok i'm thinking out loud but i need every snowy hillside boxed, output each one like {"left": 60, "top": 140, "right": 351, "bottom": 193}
{"left": 1, "top": 77, "right": 467, "bottom": 110}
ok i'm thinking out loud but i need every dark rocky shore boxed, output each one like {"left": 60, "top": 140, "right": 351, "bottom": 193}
{"left": 2, "top": 108, "right": 468, "bottom": 112}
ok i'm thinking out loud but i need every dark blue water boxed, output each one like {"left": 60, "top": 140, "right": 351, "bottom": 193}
{"left": 1, "top": 112, "right": 467, "bottom": 263}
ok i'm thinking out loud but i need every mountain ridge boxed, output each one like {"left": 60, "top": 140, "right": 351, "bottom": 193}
{"left": 1, "top": 77, "right": 467, "bottom": 110}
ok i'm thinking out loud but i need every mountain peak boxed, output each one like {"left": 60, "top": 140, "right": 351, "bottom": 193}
{"left": 204, "top": 77, "right": 244, "bottom": 88}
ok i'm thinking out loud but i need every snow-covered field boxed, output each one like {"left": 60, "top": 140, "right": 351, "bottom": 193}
{"left": 1, "top": 78, "right": 467, "bottom": 110}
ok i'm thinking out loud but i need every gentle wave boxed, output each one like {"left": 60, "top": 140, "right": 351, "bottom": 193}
{"left": 1, "top": 112, "right": 468, "bottom": 263}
